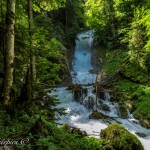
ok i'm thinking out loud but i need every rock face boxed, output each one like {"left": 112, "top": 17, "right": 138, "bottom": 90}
{"left": 100, "top": 123, "right": 144, "bottom": 150}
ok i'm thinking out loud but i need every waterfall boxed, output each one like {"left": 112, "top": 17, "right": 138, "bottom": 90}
{"left": 51, "top": 30, "right": 150, "bottom": 150}
{"left": 71, "top": 30, "right": 96, "bottom": 84}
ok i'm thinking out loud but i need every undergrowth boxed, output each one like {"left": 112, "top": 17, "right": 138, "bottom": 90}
{"left": 0, "top": 104, "right": 105, "bottom": 150}
{"left": 103, "top": 49, "right": 150, "bottom": 128}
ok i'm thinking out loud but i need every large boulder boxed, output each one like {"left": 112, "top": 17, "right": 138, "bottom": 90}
{"left": 100, "top": 123, "right": 144, "bottom": 150}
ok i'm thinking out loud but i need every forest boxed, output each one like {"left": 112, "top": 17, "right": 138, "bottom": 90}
{"left": 0, "top": 0, "right": 150, "bottom": 149}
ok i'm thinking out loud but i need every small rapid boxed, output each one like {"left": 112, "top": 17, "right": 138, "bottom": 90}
{"left": 51, "top": 30, "right": 150, "bottom": 150}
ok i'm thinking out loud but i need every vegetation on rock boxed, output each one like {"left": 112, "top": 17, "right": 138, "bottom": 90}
{"left": 100, "top": 123, "right": 144, "bottom": 150}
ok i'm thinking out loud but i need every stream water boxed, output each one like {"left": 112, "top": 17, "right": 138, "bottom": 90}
{"left": 51, "top": 30, "right": 150, "bottom": 150}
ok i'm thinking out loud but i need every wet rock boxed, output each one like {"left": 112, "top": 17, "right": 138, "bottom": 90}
{"left": 84, "top": 98, "right": 95, "bottom": 110}
{"left": 82, "top": 88, "right": 88, "bottom": 96}
{"left": 130, "top": 119, "right": 139, "bottom": 124}
{"left": 98, "top": 99, "right": 103, "bottom": 104}
{"left": 68, "top": 84, "right": 83, "bottom": 102}
{"left": 89, "top": 111, "right": 107, "bottom": 119}
{"left": 135, "top": 132, "right": 147, "bottom": 138}
{"left": 101, "top": 104, "right": 110, "bottom": 111}
{"left": 98, "top": 92, "right": 105, "bottom": 100}
{"left": 100, "top": 123, "right": 144, "bottom": 150}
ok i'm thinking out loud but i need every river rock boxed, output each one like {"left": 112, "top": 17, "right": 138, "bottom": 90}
{"left": 130, "top": 119, "right": 139, "bottom": 124}
{"left": 101, "top": 104, "right": 110, "bottom": 111}
{"left": 89, "top": 111, "right": 107, "bottom": 119}
{"left": 135, "top": 132, "right": 147, "bottom": 138}
{"left": 68, "top": 84, "right": 83, "bottom": 102}
{"left": 100, "top": 123, "right": 144, "bottom": 150}
{"left": 98, "top": 92, "right": 105, "bottom": 100}
{"left": 84, "top": 95, "right": 95, "bottom": 110}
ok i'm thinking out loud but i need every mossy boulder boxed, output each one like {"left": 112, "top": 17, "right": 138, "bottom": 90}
{"left": 89, "top": 111, "right": 108, "bottom": 119}
{"left": 101, "top": 104, "right": 110, "bottom": 111}
{"left": 100, "top": 123, "right": 144, "bottom": 150}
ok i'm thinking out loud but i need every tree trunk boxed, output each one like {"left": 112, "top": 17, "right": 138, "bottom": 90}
{"left": 3, "top": 0, "right": 15, "bottom": 107}
{"left": 28, "top": 0, "right": 36, "bottom": 82}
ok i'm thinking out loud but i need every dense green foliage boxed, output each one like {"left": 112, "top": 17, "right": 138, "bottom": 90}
{"left": 0, "top": 109, "right": 105, "bottom": 149}
{"left": 104, "top": 49, "right": 150, "bottom": 128}
{"left": 85, "top": 0, "right": 150, "bottom": 129}
{"left": 0, "top": 0, "right": 150, "bottom": 149}
{"left": 0, "top": 0, "right": 85, "bottom": 103}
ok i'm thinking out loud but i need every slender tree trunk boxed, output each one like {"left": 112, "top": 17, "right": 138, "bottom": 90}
{"left": 3, "top": 0, "right": 15, "bottom": 107}
{"left": 28, "top": 0, "right": 36, "bottom": 82}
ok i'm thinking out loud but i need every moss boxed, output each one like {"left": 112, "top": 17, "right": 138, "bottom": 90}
{"left": 89, "top": 111, "right": 108, "bottom": 119}
{"left": 100, "top": 123, "right": 144, "bottom": 150}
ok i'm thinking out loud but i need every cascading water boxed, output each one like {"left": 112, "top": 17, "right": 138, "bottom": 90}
{"left": 71, "top": 30, "right": 96, "bottom": 84}
{"left": 51, "top": 30, "right": 150, "bottom": 150}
